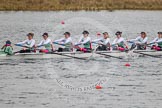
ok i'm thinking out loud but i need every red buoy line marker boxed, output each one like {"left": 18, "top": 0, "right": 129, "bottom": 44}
{"left": 95, "top": 85, "right": 102, "bottom": 89}
{"left": 61, "top": 21, "right": 65, "bottom": 25}
{"left": 125, "top": 63, "right": 131, "bottom": 67}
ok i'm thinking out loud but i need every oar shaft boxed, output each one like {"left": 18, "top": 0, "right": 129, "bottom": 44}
{"left": 48, "top": 52, "right": 87, "bottom": 60}
{"left": 133, "top": 51, "right": 161, "bottom": 58}
{"left": 15, "top": 44, "right": 31, "bottom": 49}
{"left": 96, "top": 52, "right": 123, "bottom": 59}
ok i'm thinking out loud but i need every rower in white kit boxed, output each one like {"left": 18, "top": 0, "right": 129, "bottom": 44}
{"left": 15, "top": 33, "right": 36, "bottom": 53}
{"left": 75, "top": 30, "right": 92, "bottom": 52}
{"left": 36, "top": 33, "right": 55, "bottom": 53}
{"left": 53, "top": 32, "right": 73, "bottom": 52}
{"left": 128, "top": 32, "right": 148, "bottom": 50}
{"left": 92, "top": 32, "right": 111, "bottom": 51}
{"left": 150, "top": 32, "right": 162, "bottom": 51}
{"left": 112, "top": 31, "right": 128, "bottom": 51}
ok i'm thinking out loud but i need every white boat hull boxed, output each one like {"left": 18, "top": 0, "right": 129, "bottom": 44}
{"left": 0, "top": 51, "right": 127, "bottom": 59}
{"left": 0, "top": 50, "right": 161, "bottom": 59}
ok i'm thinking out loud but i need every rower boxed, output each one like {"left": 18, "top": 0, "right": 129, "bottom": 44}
{"left": 128, "top": 32, "right": 148, "bottom": 50}
{"left": 54, "top": 32, "right": 73, "bottom": 52}
{"left": 15, "top": 33, "right": 35, "bottom": 53}
{"left": 92, "top": 32, "right": 111, "bottom": 51}
{"left": 112, "top": 31, "right": 128, "bottom": 51}
{"left": 150, "top": 32, "right": 162, "bottom": 51}
{"left": 75, "top": 30, "right": 92, "bottom": 52}
{"left": 1, "top": 40, "right": 13, "bottom": 55}
{"left": 36, "top": 33, "right": 54, "bottom": 53}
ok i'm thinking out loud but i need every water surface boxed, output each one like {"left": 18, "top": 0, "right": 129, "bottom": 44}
{"left": 0, "top": 11, "right": 162, "bottom": 108}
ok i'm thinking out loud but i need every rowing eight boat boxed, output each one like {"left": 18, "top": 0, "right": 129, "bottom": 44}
{"left": 0, "top": 50, "right": 161, "bottom": 59}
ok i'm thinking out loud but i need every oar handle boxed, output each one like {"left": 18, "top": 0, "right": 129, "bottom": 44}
{"left": 15, "top": 44, "right": 22, "bottom": 47}
{"left": 147, "top": 40, "right": 162, "bottom": 46}
{"left": 53, "top": 42, "right": 65, "bottom": 46}
{"left": 15, "top": 44, "right": 30, "bottom": 48}
{"left": 15, "top": 44, "right": 38, "bottom": 49}
{"left": 37, "top": 45, "right": 44, "bottom": 48}
{"left": 127, "top": 41, "right": 135, "bottom": 44}
{"left": 91, "top": 42, "right": 105, "bottom": 46}
{"left": 74, "top": 43, "right": 81, "bottom": 46}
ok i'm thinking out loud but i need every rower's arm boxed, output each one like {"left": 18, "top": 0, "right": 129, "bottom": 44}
{"left": 150, "top": 37, "right": 158, "bottom": 44}
{"left": 92, "top": 38, "right": 103, "bottom": 43}
{"left": 78, "top": 36, "right": 83, "bottom": 43}
{"left": 156, "top": 38, "right": 162, "bottom": 43}
{"left": 112, "top": 39, "right": 117, "bottom": 45}
{"left": 129, "top": 36, "right": 140, "bottom": 42}
{"left": 64, "top": 38, "right": 72, "bottom": 44}
{"left": 123, "top": 40, "right": 129, "bottom": 48}
{"left": 16, "top": 40, "right": 27, "bottom": 45}
{"left": 1, "top": 45, "right": 5, "bottom": 49}
{"left": 112, "top": 38, "right": 124, "bottom": 45}
{"left": 81, "top": 37, "right": 91, "bottom": 44}
{"left": 54, "top": 38, "right": 64, "bottom": 43}
{"left": 51, "top": 44, "right": 55, "bottom": 51}
{"left": 37, "top": 40, "right": 43, "bottom": 47}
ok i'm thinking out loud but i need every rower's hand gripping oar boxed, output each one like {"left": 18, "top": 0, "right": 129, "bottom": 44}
{"left": 145, "top": 40, "right": 162, "bottom": 48}
{"left": 53, "top": 42, "right": 65, "bottom": 46}
{"left": 52, "top": 42, "right": 89, "bottom": 60}
{"left": 15, "top": 44, "right": 31, "bottom": 49}
{"left": 93, "top": 44, "right": 123, "bottom": 59}
{"left": 15, "top": 44, "right": 43, "bottom": 51}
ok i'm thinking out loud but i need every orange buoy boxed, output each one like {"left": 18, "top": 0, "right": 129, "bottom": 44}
{"left": 125, "top": 63, "right": 131, "bottom": 67}
{"left": 96, "top": 85, "right": 102, "bottom": 89}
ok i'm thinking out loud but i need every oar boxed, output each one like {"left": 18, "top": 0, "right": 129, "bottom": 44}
{"left": 15, "top": 43, "right": 87, "bottom": 60}
{"left": 48, "top": 52, "right": 87, "bottom": 60}
{"left": 53, "top": 42, "right": 65, "bottom": 46}
{"left": 91, "top": 42, "right": 108, "bottom": 46}
{"left": 91, "top": 43, "right": 122, "bottom": 59}
{"left": 146, "top": 40, "right": 162, "bottom": 46}
{"left": 53, "top": 42, "right": 91, "bottom": 60}
{"left": 91, "top": 43, "right": 124, "bottom": 59}
{"left": 96, "top": 52, "right": 123, "bottom": 59}
{"left": 53, "top": 42, "right": 82, "bottom": 51}
{"left": 14, "top": 44, "right": 47, "bottom": 55}
{"left": 133, "top": 51, "right": 161, "bottom": 58}
{"left": 15, "top": 44, "right": 31, "bottom": 49}
{"left": 15, "top": 44, "right": 45, "bottom": 50}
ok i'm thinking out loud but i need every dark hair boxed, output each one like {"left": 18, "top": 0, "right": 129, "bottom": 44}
{"left": 27, "top": 33, "right": 34, "bottom": 37}
{"left": 6, "top": 40, "right": 11, "bottom": 44}
{"left": 82, "top": 30, "right": 89, "bottom": 34}
{"left": 141, "top": 32, "right": 146, "bottom": 34}
{"left": 42, "top": 33, "right": 48, "bottom": 37}
{"left": 115, "top": 31, "right": 122, "bottom": 35}
{"left": 64, "top": 32, "right": 71, "bottom": 36}
{"left": 103, "top": 32, "right": 108, "bottom": 35}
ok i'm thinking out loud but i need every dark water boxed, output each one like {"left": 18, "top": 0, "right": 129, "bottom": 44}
{"left": 0, "top": 11, "right": 162, "bottom": 108}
